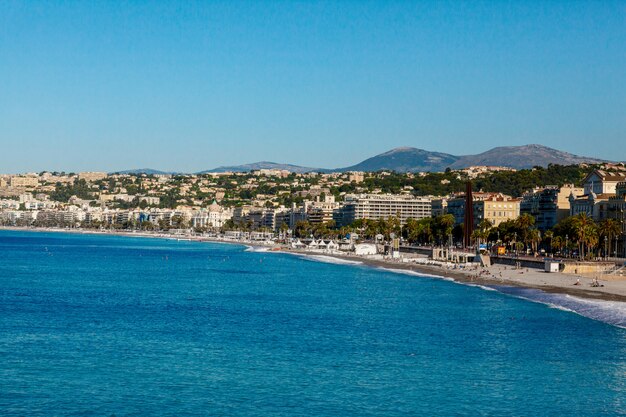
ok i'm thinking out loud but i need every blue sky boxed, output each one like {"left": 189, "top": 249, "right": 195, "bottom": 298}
{"left": 1, "top": 1, "right": 625, "bottom": 173}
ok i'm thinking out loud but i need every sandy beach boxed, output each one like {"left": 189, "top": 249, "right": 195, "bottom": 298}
{"left": 3, "top": 226, "right": 626, "bottom": 303}
{"left": 316, "top": 252, "right": 626, "bottom": 302}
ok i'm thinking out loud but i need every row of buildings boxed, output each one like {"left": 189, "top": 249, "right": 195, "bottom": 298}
{"left": 228, "top": 194, "right": 434, "bottom": 231}
{"left": 1, "top": 168, "right": 625, "bottom": 256}
{"left": 0, "top": 200, "right": 234, "bottom": 230}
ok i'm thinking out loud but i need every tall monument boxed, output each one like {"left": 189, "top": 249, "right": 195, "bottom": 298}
{"left": 464, "top": 182, "right": 474, "bottom": 248}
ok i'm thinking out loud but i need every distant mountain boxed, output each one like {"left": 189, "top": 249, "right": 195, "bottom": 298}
{"left": 336, "top": 144, "right": 608, "bottom": 172}
{"left": 199, "top": 161, "right": 323, "bottom": 174}
{"left": 112, "top": 168, "right": 177, "bottom": 175}
{"left": 339, "top": 147, "right": 459, "bottom": 173}
{"left": 114, "top": 145, "right": 609, "bottom": 175}
{"left": 451, "top": 144, "right": 606, "bottom": 170}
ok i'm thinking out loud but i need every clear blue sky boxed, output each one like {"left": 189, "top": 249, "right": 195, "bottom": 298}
{"left": 1, "top": 1, "right": 625, "bottom": 173}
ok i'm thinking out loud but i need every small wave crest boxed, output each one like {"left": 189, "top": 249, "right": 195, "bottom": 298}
{"left": 464, "top": 283, "right": 498, "bottom": 292}
{"left": 377, "top": 267, "right": 455, "bottom": 281}
{"left": 377, "top": 267, "right": 626, "bottom": 329}
{"left": 244, "top": 246, "right": 271, "bottom": 253}
{"left": 292, "top": 253, "right": 363, "bottom": 265}
{"left": 491, "top": 286, "right": 626, "bottom": 329}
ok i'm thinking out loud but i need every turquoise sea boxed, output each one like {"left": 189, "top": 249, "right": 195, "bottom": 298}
{"left": 1, "top": 230, "right": 625, "bottom": 416}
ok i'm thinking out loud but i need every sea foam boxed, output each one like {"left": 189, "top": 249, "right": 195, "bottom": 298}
{"left": 377, "top": 266, "right": 626, "bottom": 329}
{"left": 244, "top": 245, "right": 271, "bottom": 253}
{"left": 252, "top": 248, "right": 626, "bottom": 329}
{"left": 290, "top": 253, "right": 363, "bottom": 265}
{"left": 377, "top": 267, "right": 455, "bottom": 281}
{"left": 492, "top": 286, "right": 626, "bottom": 329}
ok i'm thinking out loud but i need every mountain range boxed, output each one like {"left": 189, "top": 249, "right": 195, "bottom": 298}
{"left": 198, "top": 161, "right": 322, "bottom": 174}
{"left": 114, "top": 168, "right": 178, "bottom": 175}
{"left": 114, "top": 144, "right": 608, "bottom": 175}
{"left": 342, "top": 144, "right": 606, "bottom": 173}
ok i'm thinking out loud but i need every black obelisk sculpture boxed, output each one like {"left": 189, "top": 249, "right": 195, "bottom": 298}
{"left": 463, "top": 182, "right": 473, "bottom": 248}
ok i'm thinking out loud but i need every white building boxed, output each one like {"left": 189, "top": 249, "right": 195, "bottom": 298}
{"left": 191, "top": 201, "right": 233, "bottom": 229}
{"left": 570, "top": 170, "right": 626, "bottom": 221}
{"left": 339, "top": 194, "right": 432, "bottom": 226}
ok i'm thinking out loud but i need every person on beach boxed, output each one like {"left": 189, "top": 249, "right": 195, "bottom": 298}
{"left": 574, "top": 278, "right": 581, "bottom": 286}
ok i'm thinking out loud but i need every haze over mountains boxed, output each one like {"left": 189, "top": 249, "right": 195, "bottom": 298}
{"left": 342, "top": 144, "right": 607, "bottom": 173}
{"left": 199, "top": 162, "right": 320, "bottom": 174}
{"left": 116, "top": 144, "right": 608, "bottom": 175}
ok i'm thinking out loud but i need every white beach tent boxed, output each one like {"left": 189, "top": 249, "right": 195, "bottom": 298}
{"left": 326, "top": 240, "right": 340, "bottom": 251}
{"left": 291, "top": 239, "right": 306, "bottom": 249}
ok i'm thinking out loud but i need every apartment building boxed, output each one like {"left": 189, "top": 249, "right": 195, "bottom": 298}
{"left": 10, "top": 176, "right": 39, "bottom": 188}
{"left": 521, "top": 184, "right": 583, "bottom": 231}
{"left": 306, "top": 195, "right": 340, "bottom": 224}
{"left": 570, "top": 170, "right": 626, "bottom": 221}
{"left": 78, "top": 172, "right": 108, "bottom": 182}
{"left": 338, "top": 194, "right": 432, "bottom": 226}
{"left": 431, "top": 198, "right": 448, "bottom": 217}
{"left": 607, "top": 182, "right": 626, "bottom": 257}
{"left": 448, "top": 192, "right": 520, "bottom": 227}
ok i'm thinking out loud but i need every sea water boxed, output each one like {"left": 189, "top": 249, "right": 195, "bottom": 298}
{"left": 1, "top": 230, "right": 625, "bottom": 416}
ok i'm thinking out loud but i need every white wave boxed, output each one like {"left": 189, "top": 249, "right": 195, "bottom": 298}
{"left": 377, "top": 267, "right": 453, "bottom": 280}
{"left": 244, "top": 245, "right": 271, "bottom": 253}
{"left": 379, "top": 266, "right": 462, "bottom": 282}
{"left": 377, "top": 267, "right": 626, "bottom": 328}
{"left": 492, "top": 287, "right": 626, "bottom": 329}
{"left": 465, "top": 283, "right": 498, "bottom": 292}
{"left": 545, "top": 304, "right": 578, "bottom": 314}
{"left": 256, "top": 248, "right": 626, "bottom": 329}
{"left": 292, "top": 253, "right": 363, "bottom": 265}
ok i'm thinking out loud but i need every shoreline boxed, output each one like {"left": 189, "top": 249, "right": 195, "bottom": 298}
{"left": 296, "top": 251, "right": 626, "bottom": 303}
{"left": 3, "top": 226, "right": 626, "bottom": 304}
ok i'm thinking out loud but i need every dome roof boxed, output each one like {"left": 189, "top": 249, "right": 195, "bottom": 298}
{"left": 208, "top": 199, "right": 221, "bottom": 212}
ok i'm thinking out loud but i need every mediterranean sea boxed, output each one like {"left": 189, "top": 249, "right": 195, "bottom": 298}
{"left": 1, "top": 230, "right": 625, "bottom": 416}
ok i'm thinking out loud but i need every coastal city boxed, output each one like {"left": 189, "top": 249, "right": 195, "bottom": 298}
{"left": 2, "top": 162, "right": 625, "bottom": 262}
{"left": 2, "top": 2, "right": 625, "bottom": 415}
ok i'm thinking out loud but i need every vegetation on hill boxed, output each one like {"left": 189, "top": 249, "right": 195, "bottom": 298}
{"left": 50, "top": 179, "right": 94, "bottom": 202}
{"left": 473, "top": 164, "right": 588, "bottom": 197}
{"left": 330, "top": 164, "right": 590, "bottom": 198}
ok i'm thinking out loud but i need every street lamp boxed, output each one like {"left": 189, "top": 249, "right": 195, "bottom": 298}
{"left": 565, "top": 234, "right": 569, "bottom": 258}
{"left": 605, "top": 236, "right": 608, "bottom": 260}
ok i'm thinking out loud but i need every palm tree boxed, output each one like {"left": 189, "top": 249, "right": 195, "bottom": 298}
{"left": 379, "top": 216, "right": 401, "bottom": 240}
{"left": 435, "top": 214, "right": 455, "bottom": 244}
{"left": 338, "top": 226, "right": 353, "bottom": 240}
{"left": 471, "top": 228, "right": 489, "bottom": 248}
{"left": 294, "top": 220, "right": 311, "bottom": 238}
{"left": 571, "top": 213, "right": 597, "bottom": 260}
{"left": 528, "top": 229, "right": 541, "bottom": 254}
{"left": 515, "top": 213, "right": 536, "bottom": 250}
{"left": 479, "top": 218, "right": 492, "bottom": 233}
{"left": 417, "top": 218, "right": 434, "bottom": 245}
{"left": 473, "top": 219, "right": 492, "bottom": 248}
{"left": 365, "top": 219, "right": 380, "bottom": 240}
{"left": 551, "top": 235, "right": 563, "bottom": 254}
{"left": 404, "top": 218, "right": 420, "bottom": 243}
{"left": 543, "top": 230, "right": 554, "bottom": 254}
{"left": 597, "top": 218, "right": 621, "bottom": 257}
